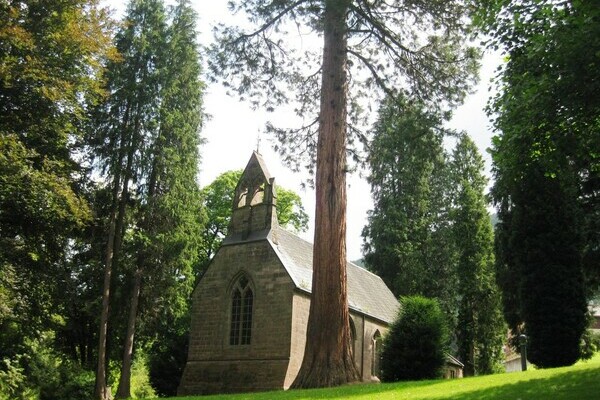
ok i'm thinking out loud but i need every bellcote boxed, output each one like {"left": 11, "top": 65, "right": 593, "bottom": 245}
{"left": 227, "top": 151, "right": 278, "bottom": 240}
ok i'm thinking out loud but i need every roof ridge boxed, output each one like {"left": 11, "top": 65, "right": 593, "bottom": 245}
{"left": 273, "top": 226, "right": 385, "bottom": 279}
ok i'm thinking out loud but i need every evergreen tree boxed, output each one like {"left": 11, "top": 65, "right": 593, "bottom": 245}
{"left": 450, "top": 135, "right": 504, "bottom": 375}
{"left": 509, "top": 164, "right": 587, "bottom": 367}
{"left": 114, "top": 0, "right": 205, "bottom": 397}
{"left": 89, "top": 0, "right": 168, "bottom": 397}
{"left": 474, "top": 0, "right": 596, "bottom": 365}
{"left": 85, "top": 1, "right": 206, "bottom": 398}
{"left": 117, "top": 2, "right": 205, "bottom": 397}
{"left": 362, "top": 97, "right": 457, "bottom": 325}
{"left": 381, "top": 296, "right": 449, "bottom": 381}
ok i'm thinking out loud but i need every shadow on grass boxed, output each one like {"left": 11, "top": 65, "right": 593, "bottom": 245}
{"left": 172, "top": 363, "right": 600, "bottom": 400}
{"left": 443, "top": 368, "right": 600, "bottom": 400}
{"left": 292, "top": 368, "right": 600, "bottom": 400}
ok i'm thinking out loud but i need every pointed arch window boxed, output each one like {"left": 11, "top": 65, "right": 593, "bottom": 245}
{"left": 229, "top": 275, "right": 253, "bottom": 345}
{"left": 349, "top": 318, "right": 357, "bottom": 358}
{"left": 372, "top": 330, "right": 382, "bottom": 378}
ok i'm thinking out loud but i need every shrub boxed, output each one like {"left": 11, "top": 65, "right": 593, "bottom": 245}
{"left": 0, "top": 357, "right": 29, "bottom": 399}
{"left": 381, "top": 296, "right": 449, "bottom": 381}
{"left": 148, "top": 319, "right": 189, "bottom": 397}
{"left": 580, "top": 330, "right": 600, "bottom": 360}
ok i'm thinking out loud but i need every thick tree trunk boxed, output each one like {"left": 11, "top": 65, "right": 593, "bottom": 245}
{"left": 291, "top": 0, "right": 359, "bottom": 388}
{"left": 115, "top": 267, "right": 143, "bottom": 399}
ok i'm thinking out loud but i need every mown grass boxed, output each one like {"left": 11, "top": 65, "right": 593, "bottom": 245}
{"left": 161, "top": 353, "right": 600, "bottom": 400}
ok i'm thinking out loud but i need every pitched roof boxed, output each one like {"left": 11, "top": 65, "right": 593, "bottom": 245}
{"left": 269, "top": 226, "right": 400, "bottom": 324}
{"left": 445, "top": 353, "right": 465, "bottom": 368}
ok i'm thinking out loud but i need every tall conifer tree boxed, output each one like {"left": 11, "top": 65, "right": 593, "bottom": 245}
{"left": 363, "top": 100, "right": 452, "bottom": 302}
{"left": 90, "top": 0, "right": 167, "bottom": 398}
{"left": 115, "top": 1, "right": 205, "bottom": 397}
{"left": 362, "top": 97, "right": 457, "bottom": 327}
{"left": 450, "top": 135, "right": 504, "bottom": 375}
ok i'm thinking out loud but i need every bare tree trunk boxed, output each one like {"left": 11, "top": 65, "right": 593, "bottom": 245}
{"left": 115, "top": 266, "right": 143, "bottom": 399}
{"left": 95, "top": 115, "right": 135, "bottom": 400}
{"left": 291, "top": 0, "right": 359, "bottom": 388}
{"left": 116, "top": 121, "right": 161, "bottom": 399}
{"left": 94, "top": 175, "right": 120, "bottom": 400}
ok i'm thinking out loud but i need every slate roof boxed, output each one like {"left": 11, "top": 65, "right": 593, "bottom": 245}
{"left": 269, "top": 226, "right": 400, "bottom": 324}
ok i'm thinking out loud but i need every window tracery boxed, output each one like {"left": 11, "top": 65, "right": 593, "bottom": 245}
{"left": 229, "top": 274, "right": 253, "bottom": 345}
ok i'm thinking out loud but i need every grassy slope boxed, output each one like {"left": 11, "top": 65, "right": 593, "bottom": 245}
{"left": 164, "top": 354, "right": 600, "bottom": 400}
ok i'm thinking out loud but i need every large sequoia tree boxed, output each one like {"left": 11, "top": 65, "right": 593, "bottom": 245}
{"left": 209, "top": 0, "right": 478, "bottom": 387}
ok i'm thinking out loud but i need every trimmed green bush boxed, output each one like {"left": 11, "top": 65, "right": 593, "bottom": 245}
{"left": 381, "top": 296, "right": 449, "bottom": 381}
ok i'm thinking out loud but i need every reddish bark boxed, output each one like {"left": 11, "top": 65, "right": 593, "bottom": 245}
{"left": 291, "top": 0, "right": 359, "bottom": 388}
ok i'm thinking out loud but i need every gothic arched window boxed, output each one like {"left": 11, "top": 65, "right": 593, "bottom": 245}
{"left": 229, "top": 274, "right": 253, "bottom": 345}
{"left": 371, "top": 330, "right": 382, "bottom": 378}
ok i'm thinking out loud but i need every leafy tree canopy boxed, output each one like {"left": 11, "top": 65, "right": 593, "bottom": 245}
{"left": 0, "top": 0, "right": 115, "bottom": 336}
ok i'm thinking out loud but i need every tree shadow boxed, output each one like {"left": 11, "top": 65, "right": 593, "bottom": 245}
{"left": 290, "top": 367, "right": 599, "bottom": 400}
{"left": 445, "top": 368, "right": 600, "bottom": 400}
{"left": 171, "top": 363, "right": 600, "bottom": 400}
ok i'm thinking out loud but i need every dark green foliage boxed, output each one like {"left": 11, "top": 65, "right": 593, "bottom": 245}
{"left": 451, "top": 135, "right": 505, "bottom": 375}
{"left": 0, "top": 0, "right": 113, "bottom": 322}
{"left": 147, "top": 316, "right": 189, "bottom": 397}
{"left": 362, "top": 97, "right": 456, "bottom": 315}
{"left": 37, "top": 360, "right": 95, "bottom": 400}
{"left": 474, "top": 0, "right": 596, "bottom": 366}
{"left": 0, "top": 1, "right": 114, "bottom": 397}
{"left": 580, "top": 329, "right": 600, "bottom": 361}
{"left": 88, "top": 0, "right": 205, "bottom": 396}
{"left": 364, "top": 100, "right": 505, "bottom": 376}
{"left": 381, "top": 296, "right": 448, "bottom": 381}
{"left": 511, "top": 165, "right": 587, "bottom": 368}
{"left": 0, "top": 334, "right": 95, "bottom": 400}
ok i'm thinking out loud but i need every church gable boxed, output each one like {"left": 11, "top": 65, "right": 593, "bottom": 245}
{"left": 182, "top": 238, "right": 297, "bottom": 395}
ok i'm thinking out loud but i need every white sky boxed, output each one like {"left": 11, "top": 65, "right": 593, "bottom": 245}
{"left": 103, "top": 1, "right": 502, "bottom": 261}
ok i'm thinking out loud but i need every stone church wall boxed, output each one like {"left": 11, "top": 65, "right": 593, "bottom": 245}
{"left": 178, "top": 240, "right": 296, "bottom": 395}
{"left": 348, "top": 312, "right": 389, "bottom": 381}
{"left": 282, "top": 294, "right": 390, "bottom": 387}
{"left": 284, "top": 292, "right": 310, "bottom": 388}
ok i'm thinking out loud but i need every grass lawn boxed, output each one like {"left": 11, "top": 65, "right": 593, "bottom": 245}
{"left": 161, "top": 354, "right": 600, "bottom": 400}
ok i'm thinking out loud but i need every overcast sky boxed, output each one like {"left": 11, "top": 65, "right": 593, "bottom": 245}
{"left": 103, "top": 1, "right": 502, "bottom": 260}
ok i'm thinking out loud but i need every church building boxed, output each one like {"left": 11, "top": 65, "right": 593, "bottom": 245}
{"left": 178, "top": 152, "right": 400, "bottom": 395}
